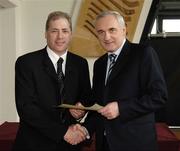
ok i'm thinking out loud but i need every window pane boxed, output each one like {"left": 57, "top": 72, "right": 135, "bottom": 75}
{"left": 163, "top": 19, "right": 180, "bottom": 32}
{"left": 151, "top": 19, "right": 157, "bottom": 34}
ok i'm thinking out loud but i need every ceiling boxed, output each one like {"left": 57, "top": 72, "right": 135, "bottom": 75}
{"left": 0, "top": 0, "right": 16, "bottom": 9}
{"left": 158, "top": 0, "right": 180, "bottom": 15}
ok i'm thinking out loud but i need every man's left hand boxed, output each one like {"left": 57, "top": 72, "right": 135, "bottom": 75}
{"left": 69, "top": 102, "right": 85, "bottom": 120}
{"left": 97, "top": 101, "right": 119, "bottom": 120}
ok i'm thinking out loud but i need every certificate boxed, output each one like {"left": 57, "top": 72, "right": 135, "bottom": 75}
{"left": 58, "top": 103, "right": 103, "bottom": 111}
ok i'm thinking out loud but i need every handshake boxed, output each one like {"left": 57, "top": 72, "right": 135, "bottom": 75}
{"left": 64, "top": 124, "right": 90, "bottom": 145}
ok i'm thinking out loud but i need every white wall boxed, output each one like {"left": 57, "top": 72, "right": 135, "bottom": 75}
{"left": 19, "top": 0, "right": 75, "bottom": 56}
{"left": 0, "top": 7, "right": 17, "bottom": 123}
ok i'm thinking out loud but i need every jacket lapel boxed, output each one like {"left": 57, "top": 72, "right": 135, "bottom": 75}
{"left": 106, "top": 40, "right": 131, "bottom": 84}
{"left": 64, "top": 52, "right": 74, "bottom": 87}
{"left": 102, "top": 54, "right": 108, "bottom": 84}
{"left": 42, "top": 49, "right": 57, "bottom": 81}
{"left": 63, "top": 52, "right": 77, "bottom": 103}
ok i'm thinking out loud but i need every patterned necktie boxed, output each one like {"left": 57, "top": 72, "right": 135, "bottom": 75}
{"left": 107, "top": 54, "right": 117, "bottom": 79}
{"left": 57, "top": 57, "right": 64, "bottom": 102}
{"left": 57, "top": 57, "right": 66, "bottom": 123}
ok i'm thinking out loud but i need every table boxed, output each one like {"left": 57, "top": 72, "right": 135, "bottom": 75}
{"left": 156, "top": 123, "right": 180, "bottom": 151}
{"left": 0, "top": 122, "right": 179, "bottom": 151}
{"left": 0, "top": 122, "right": 19, "bottom": 151}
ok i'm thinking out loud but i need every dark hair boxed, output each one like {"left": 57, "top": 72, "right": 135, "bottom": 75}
{"left": 45, "top": 11, "right": 72, "bottom": 31}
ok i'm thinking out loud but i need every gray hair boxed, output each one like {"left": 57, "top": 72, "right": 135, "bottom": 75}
{"left": 45, "top": 11, "right": 72, "bottom": 31}
{"left": 94, "top": 11, "right": 126, "bottom": 27}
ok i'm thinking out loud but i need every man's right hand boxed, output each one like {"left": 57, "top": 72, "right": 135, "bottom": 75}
{"left": 64, "top": 124, "right": 88, "bottom": 145}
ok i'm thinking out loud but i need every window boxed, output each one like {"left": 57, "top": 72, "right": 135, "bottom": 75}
{"left": 151, "top": 20, "right": 157, "bottom": 34}
{"left": 149, "top": 0, "right": 180, "bottom": 37}
{"left": 163, "top": 19, "right": 180, "bottom": 32}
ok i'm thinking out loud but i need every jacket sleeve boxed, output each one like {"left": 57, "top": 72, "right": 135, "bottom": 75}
{"left": 119, "top": 46, "right": 168, "bottom": 122}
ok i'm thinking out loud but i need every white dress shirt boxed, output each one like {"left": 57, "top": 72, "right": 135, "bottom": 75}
{"left": 46, "top": 46, "right": 67, "bottom": 75}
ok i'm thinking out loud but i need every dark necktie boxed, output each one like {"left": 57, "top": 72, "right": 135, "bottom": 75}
{"left": 57, "top": 57, "right": 66, "bottom": 123}
{"left": 57, "top": 57, "right": 64, "bottom": 103}
{"left": 107, "top": 54, "right": 117, "bottom": 78}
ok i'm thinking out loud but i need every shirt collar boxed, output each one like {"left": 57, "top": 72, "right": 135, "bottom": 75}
{"left": 46, "top": 46, "right": 67, "bottom": 65}
{"left": 108, "top": 38, "right": 126, "bottom": 59}
{"left": 46, "top": 46, "right": 67, "bottom": 73}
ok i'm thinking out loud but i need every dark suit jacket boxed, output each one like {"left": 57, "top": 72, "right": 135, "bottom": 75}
{"left": 85, "top": 40, "right": 168, "bottom": 151}
{"left": 13, "top": 47, "right": 91, "bottom": 151}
